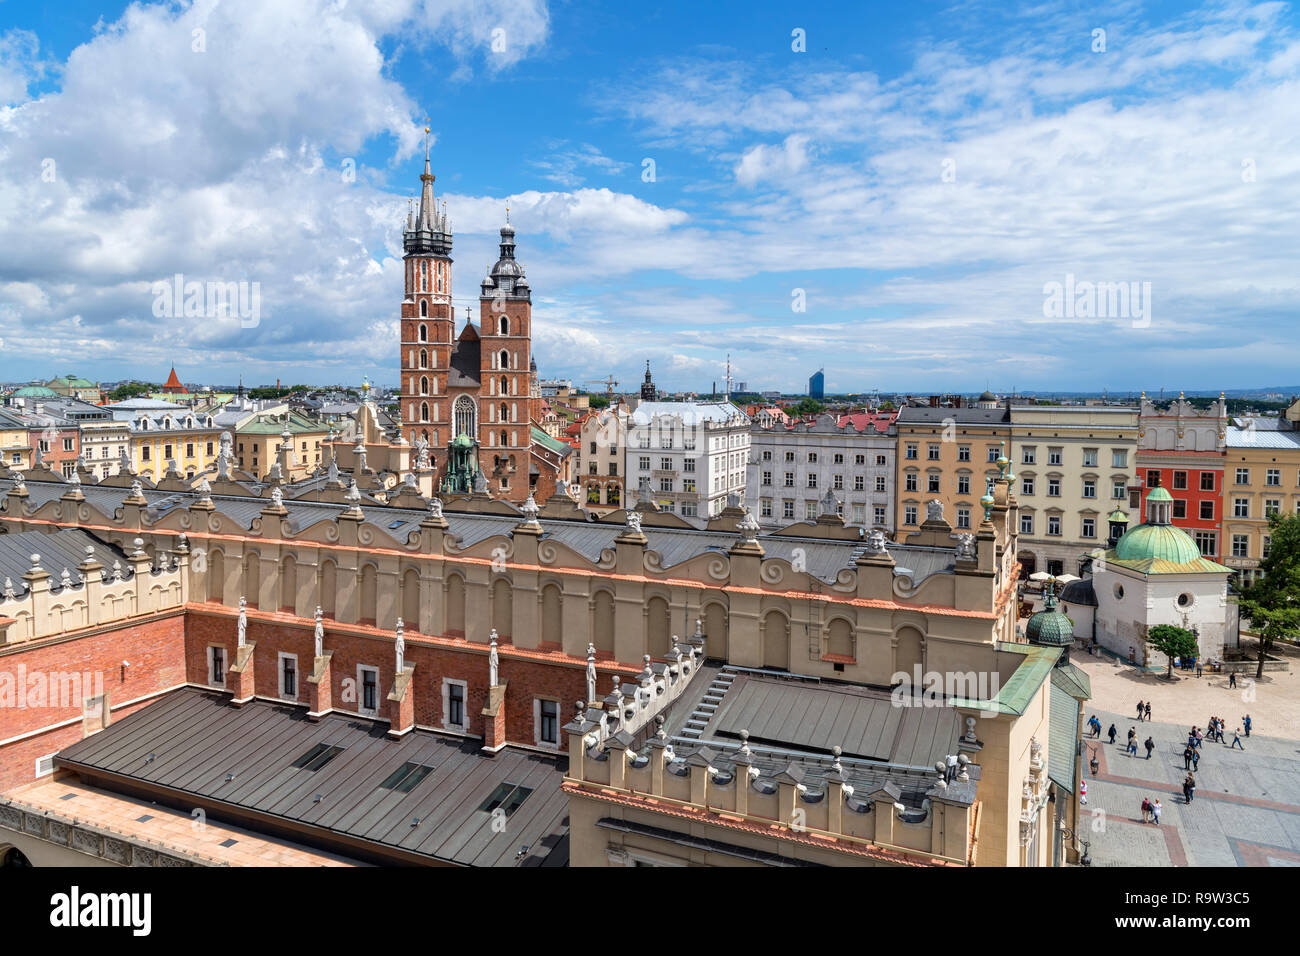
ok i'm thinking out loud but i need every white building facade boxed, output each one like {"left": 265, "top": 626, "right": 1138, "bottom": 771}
{"left": 627, "top": 402, "right": 750, "bottom": 518}
{"left": 745, "top": 413, "right": 896, "bottom": 530}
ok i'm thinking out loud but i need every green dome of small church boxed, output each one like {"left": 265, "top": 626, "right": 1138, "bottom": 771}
{"left": 1112, "top": 484, "right": 1200, "bottom": 564}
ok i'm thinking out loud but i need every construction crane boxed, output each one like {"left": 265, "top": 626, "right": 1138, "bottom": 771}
{"left": 585, "top": 376, "right": 619, "bottom": 398}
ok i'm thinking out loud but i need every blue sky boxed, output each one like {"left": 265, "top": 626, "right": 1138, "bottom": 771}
{"left": 0, "top": 0, "right": 1297, "bottom": 394}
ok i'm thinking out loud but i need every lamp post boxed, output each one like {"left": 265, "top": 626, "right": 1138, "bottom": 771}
{"left": 1059, "top": 826, "right": 1092, "bottom": 866}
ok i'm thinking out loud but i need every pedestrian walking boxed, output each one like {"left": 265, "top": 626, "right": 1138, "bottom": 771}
{"left": 1136, "top": 700, "right": 1144, "bottom": 722}
{"left": 1144, "top": 736, "right": 1154, "bottom": 759}
{"left": 1080, "top": 778, "right": 1088, "bottom": 805}
{"left": 1141, "top": 797, "right": 1151, "bottom": 823}
{"left": 1152, "top": 798, "right": 1162, "bottom": 825}
{"left": 1192, "top": 749, "right": 1200, "bottom": 771}
{"left": 1231, "top": 729, "right": 1244, "bottom": 750}
{"left": 1108, "top": 723, "right": 1118, "bottom": 744}
{"left": 1229, "top": 671, "right": 1237, "bottom": 689}
{"left": 1185, "top": 774, "right": 1197, "bottom": 803}
{"left": 1182, "top": 745, "right": 1193, "bottom": 770}
{"left": 1196, "top": 661, "right": 1203, "bottom": 678}
{"left": 1144, "top": 702, "right": 1151, "bottom": 722}
{"left": 1243, "top": 714, "right": 1252, "bottom": 738}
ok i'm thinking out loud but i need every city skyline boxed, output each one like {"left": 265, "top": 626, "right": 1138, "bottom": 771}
{"left": 1, "top": 1, "right": 1298, "bottom": 392}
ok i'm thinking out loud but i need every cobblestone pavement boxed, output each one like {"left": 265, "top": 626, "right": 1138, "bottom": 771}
{"left": 1068, "top": 640, "right": 1300, "bottom": 736}
{"left": 1077, "top": 708, "right": 1300, "bottom": 866}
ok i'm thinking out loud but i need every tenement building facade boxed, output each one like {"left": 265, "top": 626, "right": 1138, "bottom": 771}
{"left": 1010, "top": 404, "right": 1139, "bottom": 577}
{"left": 0, "top": 438, "right": 1085, "bottom": 867}
{"left": 746, "top": 412, "right": 896, "bottom": 531}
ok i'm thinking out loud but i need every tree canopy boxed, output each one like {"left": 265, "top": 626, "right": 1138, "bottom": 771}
{"left": 1146, "top": 624, "right": 1199, "bottom": 679}
{"left": 1238, "top": 512, "right": 1300, "bottom": 679}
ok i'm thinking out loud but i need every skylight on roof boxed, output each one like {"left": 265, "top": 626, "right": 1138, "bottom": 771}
{"left": 291, "top": 743, "right": 344, "bottom": 771}
{"left": 379, "top": 762, "right": 434, "bottom": 793}
{"left": 478, "top": 782, "right": 533, "bottom": 817}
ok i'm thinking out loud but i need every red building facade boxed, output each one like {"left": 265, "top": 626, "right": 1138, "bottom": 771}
{"left": 1136, "top": 394, "right": 1227, "bottom": 558}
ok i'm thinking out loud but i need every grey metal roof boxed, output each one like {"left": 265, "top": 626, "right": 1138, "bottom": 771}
{"left": 897, "top": 405, "right": 1010, "bottom": 425}
{"left": 1225, "top": 424, "right": 1300, "bottom": 449}
{"left": 56, "top": 687, "right": 569, "bottom": 867}
{"left": 0, "top": 526, "right": 130, "bottom": 594}
{"left": 1, "top": 476, "right": 958, "bottom": 585}
{"left": 658, "top": 665, "right": 971, "bottom": 808}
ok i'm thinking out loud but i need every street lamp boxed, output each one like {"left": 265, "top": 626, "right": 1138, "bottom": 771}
{"left": 1058, "top": 826, "right": 1092, "bottom": 866}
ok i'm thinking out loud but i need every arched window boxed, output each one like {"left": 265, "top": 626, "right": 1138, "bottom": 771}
{"left": 499, "top": 376, "right": 508, "bottom": 395}
{"left": 419, "top": 349, "right": 428, "bottom": 369}
{"left": 418, "top": 324, "right": 427, "bottom": 342}
{"left": 499, "top": 316, "right": 509, "bottom": 335}
{"left": 453, "top": 395, "right": 477, "bottom": 439}
{"left": 420, "top": 401, "right": 429, "bottom": 422}
{"left": 499, "top": 349, "right": 509, "bottom": 369}
{"left": 420, "top": 376, "right": 429, "bottom": 395}
{"left": 499, "top": 430, "right": 507, "bottom": 447}
{"left": 420, "top": 299, "right": 428, "bottom": 317}
{"left": 499, "top": 402, "right": 509, "bottom": 423}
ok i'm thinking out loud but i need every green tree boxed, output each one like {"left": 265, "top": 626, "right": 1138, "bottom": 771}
{"left": 1146, "top": 624, "right": 1200, "bottom": 679}
{"left": 793, "top": 397, "right": 825, "bottom": 417}
{"left": 108, "top": 382, "right": 153, "bottom": 401}
{"left": 1238, "top": 512, "right": 1300, "bottom": 679}
{"left": 589, "top": 395, "right": 610, "bottom": 410}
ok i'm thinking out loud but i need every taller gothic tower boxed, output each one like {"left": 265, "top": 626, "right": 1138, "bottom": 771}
{"left": 400, "top": 129, "right": 454, "bottom": 455}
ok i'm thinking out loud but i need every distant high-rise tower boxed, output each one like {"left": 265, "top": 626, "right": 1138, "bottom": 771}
{"left": 640, "top": 361, "right": 657, "bottom": 401}
{"left": 809, "top": 368, "right": 824, "bottom": 401}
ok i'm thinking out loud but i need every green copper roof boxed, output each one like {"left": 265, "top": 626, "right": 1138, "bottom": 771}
{"left": 1026, "top": 584, "right": 1074, "bottom": 647}
{"left": 238, "top": 412, "right": 327, "bottom": 435}
{"left": 951, "top": 642, "right": 1060, "bottom": 716}
{"left": 1114, "top": 522, "right": 1201, "bottom": 564}
{"left": 1145, "top": 486, "right": 1173, "bottom": 502}
{"left": 1048, "top": 678, "right": 1081, "bottom": 793}
{"left": 1107, "top": 508, "right": 1129, "bottom": 523}
{"left": 530, "top": 425, "right": 569, "bottom": 455}
{"left": 11, "top": 385, "right": 58, "bottom": 397}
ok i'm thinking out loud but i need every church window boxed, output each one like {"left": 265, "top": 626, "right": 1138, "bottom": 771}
{"left": 421, "top": 402, "right": 429, "bottom": 422}
{"left": 499, "top": 350, "right": 509, "bottom": 369}
{"left": 500, "top": 316, "right": 509, "bottom": 335}
{"left": 418, "top": 324, "right": 428, "bottom": 342}
{"left": 500, "top": 431, "right": 508, "bottom": 447}
{"left": 453, "top": 396, "right": 477, "bottom": 439}
{"left": 500, "top": 403, "right": 509, "bottom": 423}
{"left": 420, "top": 349, "right": 428, "bottom": 369}
{"left": 420, "top": 299, "right": 428, "bottom": 317}
{"left": 420, "top": 376, "right": 429, "bottom": 395}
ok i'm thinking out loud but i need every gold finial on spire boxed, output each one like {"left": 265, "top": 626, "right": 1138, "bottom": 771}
{"left": 506, "top": 202, "right": 510, "bottom": 224}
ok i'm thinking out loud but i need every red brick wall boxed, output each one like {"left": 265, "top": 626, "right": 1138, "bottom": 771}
{"left": 0, "top": 613, "right": 186, "bottom": 793}
{"left": 183, "top": 610, "right": 587, "bottom": 748}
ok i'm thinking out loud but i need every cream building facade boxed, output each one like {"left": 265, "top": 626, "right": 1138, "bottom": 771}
{"left": 1010, "top": 404, "right": 1139, "bottom": 577}
{"left": 1223, "top": 398, "right": 1300, "bottom": 584}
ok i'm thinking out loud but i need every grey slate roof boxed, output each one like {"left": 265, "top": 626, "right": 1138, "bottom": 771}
{"left": 56, "top": 688, "right": 570, "bottom": 867}
{"left": 0, "top": 527, "right": 130, "bottom": 594}
{"left": 896, "top": 404, "right": 1010, "bottom": 425}
{"left": 0, "top": 476, "right": 959, "bottom": 585}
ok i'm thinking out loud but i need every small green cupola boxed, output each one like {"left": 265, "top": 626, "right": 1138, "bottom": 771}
{"left": 1025, "top": 580, "right": 1074, "bottom": 665}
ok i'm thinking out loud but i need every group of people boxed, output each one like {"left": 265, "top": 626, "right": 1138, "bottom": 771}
{"left": 1135, "top": 700, "right": 1152, "bottom": 722}
{"left": 1197, "top": 716, "right": 1249, "bottom": 750}
{"left": 1140, "top": 795, "right": 1163, "bottom": 823}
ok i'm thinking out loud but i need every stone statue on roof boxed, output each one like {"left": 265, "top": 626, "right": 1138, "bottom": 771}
{"left": 488, "top": 628, "right": 499, "bottom": 686}
{"left": 314, "top": 606, "right": 324, "bottom": 658}
{"left": 737, "top": 508, "right": 759, "bottom": 544}
{"left": 237, "top": 595, "right": 247, "bottom": 647}
{"left": 395, "top": 618, "right": 405, "bottom": 672}
{"left": 586, "top": 642, "right": 597, "bottom": 704}
{"left": 866, "top": 528, "right": 888, "bottom": 554}
{"left": 626, "top": 510, "right": 642, "bottom": 535}
{"left": 428, "top": 495, "right": 444, "bottom": 519}
{"left": 953, "top": 532, "right": 976, "bottom": 560}
{"left": 926, "top": 499, "right": 944, "bottom": 522}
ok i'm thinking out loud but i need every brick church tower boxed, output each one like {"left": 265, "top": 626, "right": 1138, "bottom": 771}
{"left": 400, "top": 130, "right": 454, "bottom": 454}
{"left": 476, "top": 216, "right": 534, "bottom": 499}
{"left": 398, "top": 133, "right": 539, "bottom": 503}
